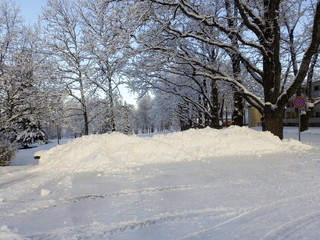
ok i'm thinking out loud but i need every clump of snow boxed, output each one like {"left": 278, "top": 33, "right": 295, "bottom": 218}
{"left": 35, "top": 126, "right": 311, "bottom": 173}
{"left": 40, "top": 189, "right": 51, "bottom": 197}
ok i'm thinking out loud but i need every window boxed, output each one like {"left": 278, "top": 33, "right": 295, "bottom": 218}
{"left": 316, "top": 112, "right": 320, "bottom": 118}
{"left": 314, "top": 85, "right": 320, "bottom": 91}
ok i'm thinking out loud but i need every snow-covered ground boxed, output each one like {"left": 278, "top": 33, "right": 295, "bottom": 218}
{"left": 10, "top": 139, "right": 71, "bottom": 166}
{"left": 0, "top": 126, "right": 319, "bottom": 239}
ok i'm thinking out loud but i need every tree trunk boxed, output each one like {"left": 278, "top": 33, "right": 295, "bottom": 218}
{"left": 301, "top": 52, "right": 318, "bottom": 131}
{"left": 225, "top": 0, "right": 244, "bottom": 126}
{"left": 230, "top": 45, "right": 244, "bottom": 127}
{"left": 210, "top": 80, "right": 221, "bottom": 129}
{"left": 108, "top": 76, "right": 116, "bottom": 132}
{"left": 263, "top": 105, "right": 284, "bottom": 139}
{"left": 83, "top": 109, "right": 89, "bottom": 135}
{"left": 232, "top": 91, "right": 244, "bottom": 126}
{"left": 198, "top": 94, "right": 204, "bottom": 128}
{"left": 300, "top": 110, "right": 311, "bottom": 132}
{"left": 79, "top": 73, "right": 89, "bottom": 136}
{"left": 220, "top": 96, "right": 225, "bottom": 125}
{"left": 203, "top": 79, "right": 210, "bottom": 128}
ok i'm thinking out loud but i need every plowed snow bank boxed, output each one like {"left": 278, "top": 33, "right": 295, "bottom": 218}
{"left": 35, "top": 126, "right": 311, "bottom": 172}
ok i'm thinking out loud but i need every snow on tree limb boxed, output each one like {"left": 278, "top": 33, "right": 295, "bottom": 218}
{"left": 234, "top": 0, "right": 267, "bottom": 46}
{"left": 278, "top": 0, "right": 320, "bottom": 107}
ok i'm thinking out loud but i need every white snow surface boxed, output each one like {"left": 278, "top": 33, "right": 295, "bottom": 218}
{"left": 1, "top": 126, "right": 320, "bottom": 239}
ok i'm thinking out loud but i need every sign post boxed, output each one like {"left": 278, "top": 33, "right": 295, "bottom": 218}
{"left": 293, "top": 96, "right": 306, "bottom": 141}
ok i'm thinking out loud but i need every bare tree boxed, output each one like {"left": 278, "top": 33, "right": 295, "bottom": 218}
{"left": 130, "top": 6, "right": 225, "bottom": 129}
{"left": 42, "top": 0, "right": 90, "bottom": 135}
{"left": 132, "top": 0, "right": 320, "bottom": 139}
{"left": 78, "top": 0, "right": 133, "bottom": 132}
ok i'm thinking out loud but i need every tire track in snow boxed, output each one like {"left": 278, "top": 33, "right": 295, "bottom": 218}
{"left": 0, "top": 173, "right": 39, "bottom": 189}
{"left": 26, "top": 207, "right": 245, "bottom": 240}
{"left": 178, "top": 189, "right": 320, "bottom": 239}
{"left": 0, "top": 185, "right": 194, "bottom": 218}
{"left": 66, "top": 184, "right": 194, "bottom": 202}
{"left": 106, "top": 207, "right": 245, "bottom": 237}
{"left": 178, "top": 206, "right": 276, "bottom": 240}
{"left": 262, "top": 211, "right": 320, "bottom": 240}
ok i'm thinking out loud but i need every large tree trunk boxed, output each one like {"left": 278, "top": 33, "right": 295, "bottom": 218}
{"left": 263, "top": 105, "right": 285, "bottom": 139}
{"left": 259, "top": 0, "right": 283, "bottom": 138}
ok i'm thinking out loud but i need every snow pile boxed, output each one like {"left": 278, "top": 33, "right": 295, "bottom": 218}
{"left": 35, "top": 126, "right": 311, "bottom": 173}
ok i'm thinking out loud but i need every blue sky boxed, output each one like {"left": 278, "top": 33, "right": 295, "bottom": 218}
{"left": 15, "top": 0, "right": 46, "bottom": 24}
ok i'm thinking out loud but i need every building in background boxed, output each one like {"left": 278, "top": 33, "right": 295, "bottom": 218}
{"left": 283, "top": 80, "right": 320, "bottom": 127}
{"left": 246, "top": 81, "right": 320, "bottom": 128}
{"left": 247, "top": 106, "right": 262, "bottom": 127}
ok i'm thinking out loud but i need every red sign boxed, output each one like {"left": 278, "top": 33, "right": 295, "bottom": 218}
{"left": 293, "top": 96, "right": 306, "bottom": 109}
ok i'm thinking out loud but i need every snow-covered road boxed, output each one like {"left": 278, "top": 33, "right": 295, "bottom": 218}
{"left": 0, "top": 127, "right": 319, "bottom": 239}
